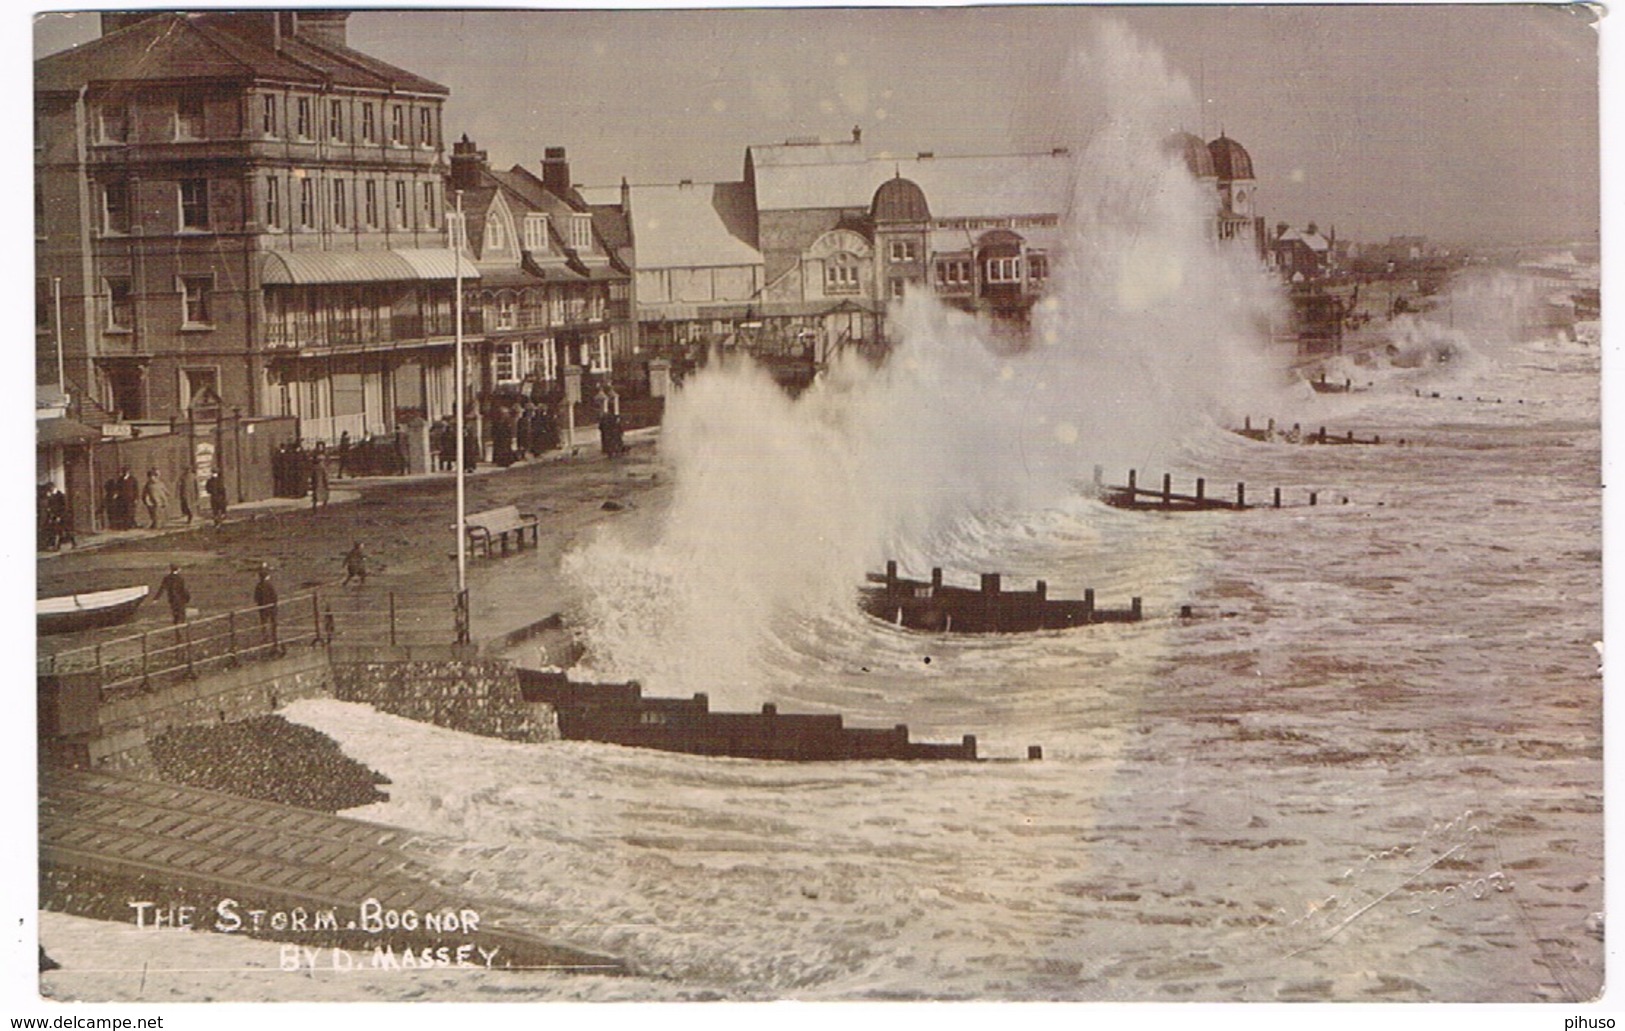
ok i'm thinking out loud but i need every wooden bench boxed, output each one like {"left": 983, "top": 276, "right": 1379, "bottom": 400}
{"left": 465, "top": 505, "right": 539, "bottom": 558}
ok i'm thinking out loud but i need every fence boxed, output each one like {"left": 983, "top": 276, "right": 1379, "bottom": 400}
{"left": 37, "top": 589, "right": 469, "bottom": 699}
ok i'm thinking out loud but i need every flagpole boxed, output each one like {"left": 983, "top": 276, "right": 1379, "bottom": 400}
{"left": 454, "top": 191, "right": 467, "bottom": 601}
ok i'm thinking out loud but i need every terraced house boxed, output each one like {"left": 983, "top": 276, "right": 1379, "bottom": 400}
{"left": 35, "top": 10, "right": 471, "bottom": 442}
{"left": 446, "top": 136, "right": 635, "bottom": 403}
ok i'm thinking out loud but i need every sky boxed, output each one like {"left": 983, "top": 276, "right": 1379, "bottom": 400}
{"left": 29, "top": 4, "right": 1603, "bottom": 247}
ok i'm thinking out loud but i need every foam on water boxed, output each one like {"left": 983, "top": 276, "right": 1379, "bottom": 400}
{"left": 563, "top": 21, "right": 1287, "bottom": 705}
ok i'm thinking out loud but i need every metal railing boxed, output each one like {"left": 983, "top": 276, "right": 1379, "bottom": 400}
{"left": 38, "top": 588, "right": 469, "bottom": 699}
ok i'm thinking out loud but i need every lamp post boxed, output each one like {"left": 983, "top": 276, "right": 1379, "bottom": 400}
{"left": 454, "top": 191, "right": 467, "bottom": 600}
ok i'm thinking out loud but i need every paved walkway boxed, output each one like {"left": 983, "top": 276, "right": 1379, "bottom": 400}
{"left": 38, "top": 430, "right": 670, "bottom": 655}
{"left": 41, "top": 766, "right": 623, "bottom": 972}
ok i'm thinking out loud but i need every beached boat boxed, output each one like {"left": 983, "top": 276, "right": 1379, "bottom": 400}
{"left": 37, "top": 586, "right": 149, "bottom": 635}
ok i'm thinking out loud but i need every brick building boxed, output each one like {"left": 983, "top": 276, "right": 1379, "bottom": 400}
{"left": 35, "top": 11, "right": 465, "bottom": 443}
{"left": 446, "top": 137, "right": 634, "bottom": 402}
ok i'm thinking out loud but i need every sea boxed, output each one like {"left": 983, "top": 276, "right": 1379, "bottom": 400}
{"left": 35, "top": 30, "right": 1602, "bottom": 1012}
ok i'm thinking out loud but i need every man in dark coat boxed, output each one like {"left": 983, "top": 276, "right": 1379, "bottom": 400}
{"left": 47, "top": 484, "right": 72, "bottom": 550}
{"left": 205, "top": 469, "right": 227, "bottom": 526}
{"left": 116, "top": 468, "right": 139, "bottom": 529}
{"left": 156, "top": 564, "right": 190, "bottom": 624}
{"left": 254, "top": 564, "right": 279, "bottom": 649}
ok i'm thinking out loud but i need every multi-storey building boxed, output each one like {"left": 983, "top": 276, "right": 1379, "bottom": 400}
{"left": 447, "top": 137, "right": 634, "bottom": 400}
{"left": 35, "top": 11, "right": 468, "bottom": 442}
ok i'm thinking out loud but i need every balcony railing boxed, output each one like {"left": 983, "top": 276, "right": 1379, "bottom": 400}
{"left": 263, "top": 310, "right": 480, "bottom": 351}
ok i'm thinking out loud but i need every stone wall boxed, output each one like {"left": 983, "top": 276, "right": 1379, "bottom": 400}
{"left": 331, "top": 659, "right": 557, "bottom": 743}
{"left": 44, "top": 649, "right": 333, "bottom": 772}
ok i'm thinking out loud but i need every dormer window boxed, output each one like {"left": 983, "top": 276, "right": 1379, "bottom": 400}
{"left": 487, "top": 213, "right": 505, "bottom": 251}
{"left": 569, "top": 214, "right": 592, "bottom": 250}
{"left": 523, "top": 214, "right": 549, "bottom": 253}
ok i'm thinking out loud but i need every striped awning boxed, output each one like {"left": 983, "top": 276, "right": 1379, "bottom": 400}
{"left": 260, "top": 248, "right": 481, "bottom": 286}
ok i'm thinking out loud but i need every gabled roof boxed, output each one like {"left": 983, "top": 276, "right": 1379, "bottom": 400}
{"left": 35, "top": 12, "right": 447, "bottom": 95}
{"left": 623, "top": 182, "right": 762, "bottom": 270}
{"left": 749, "top": 147, "right": 1073, "bottom": 218}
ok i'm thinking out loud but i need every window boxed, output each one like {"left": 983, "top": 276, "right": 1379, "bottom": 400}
{"left": 393, "top": 180, "right": 408, "bottom": 227}
{"left": 569, "top": 214, "right": 592, "bottom": 250}
{"left": 175, "top": 93, "right": 205, "bottom": 139}
{"left": 98, "top": 103, "right": 129, "bottom": 144}
{"left": 495, "top": 297, "right": 517, "bottom": 331}
{"left": 180, "top": 276, "right": 212, "bottom": 326}
{"left": 390, "top": 104, "right": 405, "bottom": 145}
{"left": 524, "top": 214, "right": 549, "bottom": 252}
{"left": 328, "top": 99, "right": 344, "bottom": 141}
{"left": 104, "top": 277, "right": 132, "bottom": 330}
{"left": 265, "top": 176, "right": 281, "bottom": 228}
{"left": 360, "top": 103, "right": 376, "bottom": 143}
{"left": 494, "top": 341, "right": 518, "bottom": 381}
{"left": 364, "top": 180, "right": 379, "bottom": 228}
{"left": 888, "top": 240, "right": 917, "bottom": 262}
{"left": 295, "top": 97, "right": 311, "bottom": 138}
{"left": 179, "top": 178, "right": 210, "bottom": 230}
{"left": 889, "top": 278, "right": 906, "bottom": 299}
{"left": 1029, "top": 254, "right": 1048, "bottom": 282}
{"left": 102, "top": 181, "right": 130, "bottom": 234}
{"left": 936, "top": 258, "right": 971, "bottom": 287}
{"left": 36, "top": 279, "right": 52, "bottom": 334}
{"left": 486, "top": 213, "right": 505, "bottom": 251}
{"left": 299, "top": 178, "right": 316, "bottom": 229}
{"left": 421, "top": 182, "right": 437, "bottom": 228}
{"left": 825, "top": 252, "right": 860, "bottom": 294}
{"left": 448, "top": 211, "right": 466, "bottom": 250}
{"left": 332, "top": 178, "right": 348, "bottom": 228}
{"left": 986, "top": 256, "right": 1023, "bottom": 283}
{"left": 418, "top": 107, "right": 432, "bottom": 147}
{"left": 261, "top": 95, "right": 278, "bottom": 136}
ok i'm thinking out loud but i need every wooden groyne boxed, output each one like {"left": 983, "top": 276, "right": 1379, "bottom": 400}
{"left": 516, "top": 668, "right": 1035, "bottom": 761}
{"left": 860, "top": 561, "right": 1140, "bottom": 633}
{"left": 1234, "top": 417, "right": 1389, "bottom": 446}
{"left": 1092, "top": 468, "right": 1329, "bottom": 512}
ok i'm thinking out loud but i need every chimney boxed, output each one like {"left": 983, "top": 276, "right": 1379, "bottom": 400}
{"left": 450, "top": 134, "right": 487, "bottom": 193}
{"left": 290, "top": 11, "right": 350, "bottom": 48}
{"left": 541, "top": 147, "right": 571, "bottom": 196}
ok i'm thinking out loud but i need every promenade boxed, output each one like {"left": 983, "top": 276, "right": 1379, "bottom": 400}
{"left": 37, "top": 430, "right": 669, "bottom": 654}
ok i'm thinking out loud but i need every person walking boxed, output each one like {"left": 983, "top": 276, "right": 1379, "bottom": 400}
{"left": 116, "top": 468, "right": 139, "bottom": 529}
{"left": 254, "top": 564, "right": 279, "bottom": 651}
{"left": 342, "top": 542, "right": 368, "bottom": 587}
{"left": 177, "top": 464, "right": 198, "bottom": 525}
{"left": 309, "top": 447, "right": 330, "bottom": 511}
{"left": 155, "top": 564, "right": 190, "bottom": 625}
{"left": 141, "top": 469, "right": 170, "bottom": 529}
{"left": 205, "top": 469, "right": 228, "bottom": 526}
{"left": 336, "top": 430, "right": 352, "bottom": 479}
{"left": 48, "top": 484, "right": 73, "bottom": 550}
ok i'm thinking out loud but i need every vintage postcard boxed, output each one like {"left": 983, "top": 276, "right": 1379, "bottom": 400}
{"left": 24, "top": 2, "right": 1604, "bottom": 1024}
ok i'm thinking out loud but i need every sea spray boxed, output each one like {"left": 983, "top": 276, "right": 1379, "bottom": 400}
{"left": 563, "top": 22, "right": 1288, "bottom": 705}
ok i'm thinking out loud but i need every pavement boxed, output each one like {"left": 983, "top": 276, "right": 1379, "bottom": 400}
{"left": 36, "top": 427, "right": 669, "bottom": 654}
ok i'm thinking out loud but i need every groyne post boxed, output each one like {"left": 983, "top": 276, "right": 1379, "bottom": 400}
{"left": 1273, "top": 487, "right": 1282, "bottom": 509}
{"left": 1236, "top": 482, "right": 1246, "bottom": 508}
{"left": 1196, "top": 477, "right": 1205, "bottom": 501}
{"left": 931, "top": 568, "right": 943, "bottom": 590}
{"left": 1131, "top": 597, "right": 1143, "bottom": 620}
{"left": 1162, "top": 473, "right": 1172, "bottom": 507}
{"left": 1128, "top": 469, "right": 1137, "bottom": 492}
{"left": 886, "top": 559, "right": 897, "bottom": 590}
{"left": 1084, "top": 588, "right": 1095, "bottom": 622}
{"left": 1036, "top": 580, "right": 1047, "bottom": 601}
